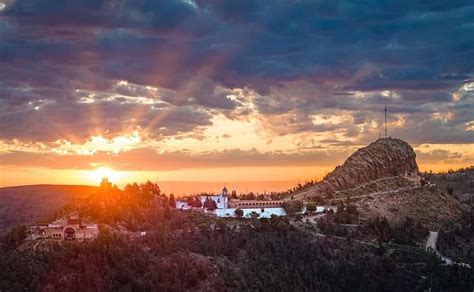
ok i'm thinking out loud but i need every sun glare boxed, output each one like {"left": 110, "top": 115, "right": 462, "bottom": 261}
{"left": 86, "top": 166, "right": 125, "bottom": 185}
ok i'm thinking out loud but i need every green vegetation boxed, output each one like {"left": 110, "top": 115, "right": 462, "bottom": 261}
{"left": 392, "top": 217, "right": 429, "bottom": 246}
{"left": 282, "top": 199, "right": 304, "bottom": 215}
{"left": 362, "top": 216, "right": 429, "bottom": 246}
{"left": 1, "top": 225, "right": 27, "bottom": 249}
{"left": 203, "top": 197, "right": 217, "bottom": 210}
{"left": 0, "top": 182, "right": 472, "bottom": 291}
{"left": 309, "top": 195, "right": 326, "bottom": 204}
{"left": 333, "top": 202, "right": 359, "bottom": 224}
{"left": 437, "top": 209, "right": 474, "bottom": 266}
{"left": 235, "top": 208, "right": 244, "bottom": 218}
{"left": 424, "top": 167, "right": 474, "bottom": 196}
{"left": 306, "top": 202, "right": 317, "bottom": 213}
{"left": 365, "top": 216, "right": 393, "bottom": 242}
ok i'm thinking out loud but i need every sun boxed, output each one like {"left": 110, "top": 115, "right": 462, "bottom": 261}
{"left": 86, "top": 166, "right": 125, "bottom": 185}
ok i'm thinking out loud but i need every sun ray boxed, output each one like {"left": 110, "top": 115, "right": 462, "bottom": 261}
{"left": 85, "top": 166, "right": 127, "bottom": 185}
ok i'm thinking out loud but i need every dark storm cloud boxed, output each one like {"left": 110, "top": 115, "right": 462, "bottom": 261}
{"left": 0, "top": 0, "right": 473, "bottom": 144}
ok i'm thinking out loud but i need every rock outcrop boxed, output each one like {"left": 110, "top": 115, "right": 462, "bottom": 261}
{"left": 292, "top": 137, "right": 468, "bottom": 229}
{"left": 319, "top": 137, "right": 418, "bottom": 192}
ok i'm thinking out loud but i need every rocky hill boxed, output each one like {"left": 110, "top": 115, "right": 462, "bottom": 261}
{"left": 319, "top": 137, "right": 418, "bottom": 193}
{"left": 292, "top": 137, "right": 470, "bottom": 229}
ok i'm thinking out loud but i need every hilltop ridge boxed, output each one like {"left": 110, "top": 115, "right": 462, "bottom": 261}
{"left": 292, "top": 137, "right": 468, "bottom": 228}
{"left": 319, "top": 137, "right": 418, "bottom": 193}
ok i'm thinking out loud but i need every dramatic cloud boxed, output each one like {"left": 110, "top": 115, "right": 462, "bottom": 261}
{"left": 0, "top": 0, "right": 473, "bottom": 175}
{"left": 0, "top": 147, "right": 352, "bottom": 171}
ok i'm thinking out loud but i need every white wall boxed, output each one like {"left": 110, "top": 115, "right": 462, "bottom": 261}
{"left": 176, "top": 201, "right": 190, "bottom": 209}
{"left": 301, "top": 206, "right": 326, "bottom": 213}
{"left": 214, "top": 207, "right": 286, "bottom": 218}
{"left": 199, "top": 195, "right": 227, "bottom": 209}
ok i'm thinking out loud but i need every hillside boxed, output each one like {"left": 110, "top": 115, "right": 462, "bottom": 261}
{"left": 0, "top": 185, "right": 97, "bottom": 234}
{"left": 356, "top": 183, "right": 467, "bottom": 229}
{"left": 293, "top": 138, "right": 469, "bottom": 228}
{"left": 1, "top": 208, "right": 473, "bottom": 291}
{"left": 425, "top": 167, "right": 474, "bottom": 204}
{"left": 0, "top": 177, "right": 472, "bottom": 291}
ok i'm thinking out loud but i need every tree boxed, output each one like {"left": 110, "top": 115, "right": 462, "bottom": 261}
{"left": 420, "top": 178, "right": 427, "bottom": 186}
{"left": 346, "top": 204, "right": 358, "bottom": 215}
{"left": 337, "top": 202, "right": 345, "bottom": 214}
{"left": 143, "top": 181, "right": 161, "bottom": 196}
{"left": 310, "top": 195, "right": 325, "bottom": 205}
{"left": 203, "top": 198, "right": 217, "bottom": 210}
{"left": 282, "top": 200, "right": 303, "bottom": 216}
{"left": 306, "top": 203, "right": 317, "bottom": 213}
{"left": 2, "top": 225, "right": 27, "bottom": 248}
{"left": 235, "top": 208, "right": 244, "bottom": 218}
{"left": 447, "top": 186, "right": 454, "bottom": 195}
{"left": 325, "top": 193, "right": 335, "bottom": 200}
{"left": 124, "top": 183, "right": 140, "bottom": 199}
{"left": 249, "top": 211, "right": 260, "bottom": 220}
{"left": 140, "top": 181, "right": 162, "bottom": 205}
{"left": 294, "top": 214, "right": 303, "bottom": 222}
{"left": 187, "top": 197, "right": 202, "bottom": 208}
{"left": 193, "top": 197, "right": 203, "bottom": 208}
{"left": 187, "top": 197, "right": 195, "bottom": 206}
{"left": 393, "top": 217, "right": 429, "bottom": 246}
{"left": 169, "top": 194, "right": 175, "bottom": 208}
{"left": 366, "top": 217, "right": 392, "bottom": 242}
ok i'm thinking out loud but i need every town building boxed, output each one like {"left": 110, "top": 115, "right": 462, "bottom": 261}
{"left": 215, "top": 207, "right": 286, "bottom": 218}
{"left": 176, "top": 187, "right": 288, "bottom": 218}
{"left": 100, "top": 177, "right": 112, "bottom": 189}
{"left": 228, "top": 199, "right": 284, "bottom": 209}
{"left": 198, "top": 186, "right": 230, "bottom": 209}
{"left": 175, "top": 187, "right": 229, "bottom": 210}
{"left": 28, "top": 214, "right": 99, "bottom": 241}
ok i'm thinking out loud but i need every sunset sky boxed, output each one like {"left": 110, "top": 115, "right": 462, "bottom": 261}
{"left": 0, "top": 1, "right": 473, "bottom": 193}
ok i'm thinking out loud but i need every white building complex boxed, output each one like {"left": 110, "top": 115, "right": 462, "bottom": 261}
{"left": 176, "top": 187, "right": 288, "bottom": 218}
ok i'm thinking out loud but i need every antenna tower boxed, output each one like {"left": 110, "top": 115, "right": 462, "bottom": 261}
{"left": 384, "top": 105, "right": 387, "bottom": 137}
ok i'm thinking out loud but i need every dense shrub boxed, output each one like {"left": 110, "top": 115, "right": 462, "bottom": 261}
{"left": 282, "top": 200, "right": 304, "bottom": 215}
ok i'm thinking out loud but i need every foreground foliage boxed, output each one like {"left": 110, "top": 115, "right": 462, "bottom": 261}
{"left": 1, "top": 209, "right": 473, "bottom": 291}
{"left": 1, "top": 183, "right": 472, "bottom": 291}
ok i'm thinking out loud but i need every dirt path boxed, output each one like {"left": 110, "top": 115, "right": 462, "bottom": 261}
{"left": 425, "top": 231, "right": 471, "bottom": 268}
{"left": 334, "top": 176, "right": 400, "bottom": 195}
{"left": 327, "top": 185, "right": 420, "bottom": 203}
